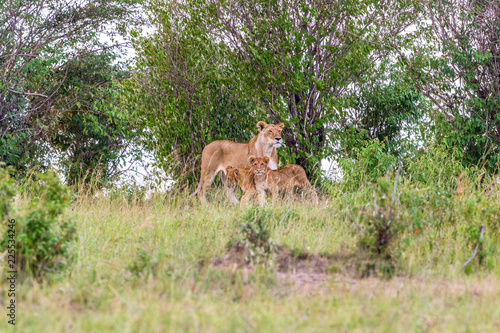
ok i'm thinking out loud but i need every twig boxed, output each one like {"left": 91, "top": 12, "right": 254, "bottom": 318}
{"left": 7, "top": 88, "right": 48, "bottom": 98}
{"left": 462, "top": 226, "right": 485, "bottom": 269}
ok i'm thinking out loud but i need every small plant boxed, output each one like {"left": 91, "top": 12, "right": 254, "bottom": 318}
{"left": 352, "top": 174, "right": 406, "bottom": 278}
{"left": 1, "top": 170, "right": 77, "bottom": 278}
{"left": 356, "top": 176, "right": 402, "bottom": 257}
{"left": 127, "top": 249, "right": 158, "bottom": 278}
{"left": 238, "top": 208, "right": 277, "bottom": 265}
{"left": 241, "top": 219, "right": 273, "bottom": 253}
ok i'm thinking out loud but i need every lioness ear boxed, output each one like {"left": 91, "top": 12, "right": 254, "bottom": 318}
{"left": 276, "top": 122, "right": 284, "bottom": 130}
{"left": 263, "top": 156, "right": 270, "bottom": 164}
{"left": 256, "top": 121, "right": 267, "bottom": 132}
{"left": 248, "top": 155, "right": 256, "bottom": 164}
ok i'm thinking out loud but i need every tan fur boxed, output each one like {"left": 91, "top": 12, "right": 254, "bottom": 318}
{"left": 194, "top": 121, "right": 284, "bottom": 204}
{"left": 225, "top": 166, "right": 256, "bottom": 207}
{"left": 247, "top": 156, "right": 319, "bottom": 206}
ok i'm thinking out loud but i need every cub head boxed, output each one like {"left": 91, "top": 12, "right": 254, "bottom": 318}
{"left": 248, "top": 155, "right": 270, "bottom": 175}
{"left": 256, "top": 121, "right": 284, "bottom": 148}
{"left": 226, "top": 166, "right": 241, "bottom": 188}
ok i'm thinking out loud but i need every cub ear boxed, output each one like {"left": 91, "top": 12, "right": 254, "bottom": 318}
{"left": 248, "top": 155, "right": 256, "bottom": 164}
{"left": 256, "top": 121, "right": 267, "bottom": 132}
{"left": 276, "top": 122, "right": 284, "bottom": 130}
{"left": 234, "top": 169, "right": 239, "bottom": 175}
{"left": 262, "top": 156, "right": 270, "bottom": 164}
{"left": 226, "top": 166, "right": 232, "bottom": 173}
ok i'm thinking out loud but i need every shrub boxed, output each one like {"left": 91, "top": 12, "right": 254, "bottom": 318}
{"left": 355, "top": 177, "right": 404, "bottom": 258}
{"left": 404, "top": 145, "right": 466, "bottom": 189}
{"left": 0, "top": 165, "right": 16, "bottom": 219}
{"left": 127, "top": 248, "right": 162, "bottom": 278}
{"left": 1, "top": 170, "right": 77, "bottom": 278}
{"left": 232, "top": 208, "right": 277, "bottom": 266}
{"left": 339, "top": 139, "right": 397, "bottom": 192}
{"left": 349, "top": 174, "right": 408, "bottom": 278}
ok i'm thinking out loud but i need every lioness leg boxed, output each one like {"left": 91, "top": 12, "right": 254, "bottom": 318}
{"left": 197, "top": 169, "right": 217, "bottom": 204}
{"left": 196, "top": 146, "right": 224, "bottom": 203}
{"left": 309, "top": 187, "right": 319, "bottom": 205}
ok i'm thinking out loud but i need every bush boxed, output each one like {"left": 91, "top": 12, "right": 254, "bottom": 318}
{"left": 354, "top": 176, "right": 404, "bottom": 259}
{"left": 127, "top": 248, "right": 163, "bottom": 278}
{"left": 230, "top": 208, "right": 277, "bottom": 266}
{"left": 339, "top": 139, "right": 397, "bottom": 192}
{"left": 403, "top": 145, "right": 466, "bottom": 188}
{"left": 1, "top": 169, "right": 77, "bottom": 278}
{"left": 0, "top": 165, "right": 16, "bottom": 218}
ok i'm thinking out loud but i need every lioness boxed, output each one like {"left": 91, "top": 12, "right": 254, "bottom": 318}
{"left": 194, "top": 121, "right": 284, "bottom": 204}
{"left": 244, "top": 156, "right": 319, "bottom": 206}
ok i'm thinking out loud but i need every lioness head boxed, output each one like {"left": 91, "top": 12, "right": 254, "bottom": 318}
{"left": 248, "top": 156, "right": 270, "bottom": 176}
{"left": 256, "top": 121, "right": 284, "bottom": 148}
{"left": 226, "top": 166, "right": 240, "bottom": 188}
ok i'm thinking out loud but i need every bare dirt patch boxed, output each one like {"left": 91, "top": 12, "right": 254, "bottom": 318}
{"left": 213, "top": 243, "right": 350, "bottom": 292}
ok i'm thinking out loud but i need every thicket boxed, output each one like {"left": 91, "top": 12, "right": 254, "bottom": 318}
{"left": 0, "top": 0, "right": 143, "bottom": 187}
{"left": 335, "top": 143, "right": 499, "bottom": 277}
{"left": 0, "top": 167, "right": 76, "bottom": 279}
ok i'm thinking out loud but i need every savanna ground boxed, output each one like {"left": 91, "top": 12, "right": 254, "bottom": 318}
{"left": 3, "top": 162, "right": 500, "bottom": 332}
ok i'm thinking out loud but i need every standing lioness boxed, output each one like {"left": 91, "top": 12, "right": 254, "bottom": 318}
{"left": 194, "top": 121, "right": 284, "bottom": 204}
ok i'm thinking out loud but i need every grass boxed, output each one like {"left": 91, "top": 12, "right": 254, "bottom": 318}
{"left": 2, "top": 179, "right": 500, "bottom": 332}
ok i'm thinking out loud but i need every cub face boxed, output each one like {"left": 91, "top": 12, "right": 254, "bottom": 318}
{"left": 226, "top": 166, "right": 241, "bottom": 188}
{"left": 256, "top": 121, "right": 284, "bottom": 148}
{"left": 248, "top": 156, "right": 270, "bottom": 176}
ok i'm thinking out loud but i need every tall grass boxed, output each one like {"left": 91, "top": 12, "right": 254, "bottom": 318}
{"left": 2, "top": 146, "right": 500, "bottom": 331}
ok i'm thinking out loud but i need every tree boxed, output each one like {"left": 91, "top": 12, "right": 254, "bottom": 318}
{"left": 184, "top": 0, "right": 420, "bottom": 179}
{"left": 340, "top": 58, "right": 425, "bottom": 158}
{"left": 395, "top": 0, "right": 500, "bottom": 169}
{"left": 123, "top": 1, "right": 264, "bottom": 185}
{"left": 0, "top": 0, "right": 142, "bottom": 179}
{"left": 47, "top": 52, "right": 136, "bottom": 187}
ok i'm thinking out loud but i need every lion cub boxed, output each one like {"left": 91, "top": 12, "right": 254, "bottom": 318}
{"left": 226, "top": 166, "right": 256, "bottom": 207}
{"left": 247, "top": 156, "right": 319, "bottom": 206}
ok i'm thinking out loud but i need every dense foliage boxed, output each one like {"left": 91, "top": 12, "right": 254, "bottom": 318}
{"left": 4, "top": 0, "right": 500, "bottom": 187}
{"left": 125, "top": 0, "right": 423, "bottom": 181}
{"left": 0, "top": 0, "right": 142, "bottom": 185}
{"left": 396, "top": 0, "right": 500, "bottom": 170}
{"left": 0, "top": 168, "right": 76, "bottom": 278}
{"left": 123, "top": 3, "right": 263, "bottom": 185}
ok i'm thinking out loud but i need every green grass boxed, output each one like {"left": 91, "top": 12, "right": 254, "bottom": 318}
{"left": 3, "top": 182, "right": 500, "bottom": 332}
